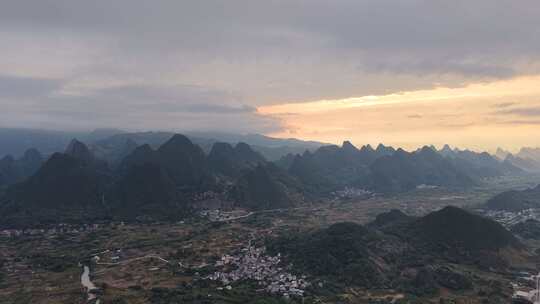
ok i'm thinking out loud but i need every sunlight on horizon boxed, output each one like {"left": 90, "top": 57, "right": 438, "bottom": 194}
{"left": 258, "top": 76, "right": 540, "bottom": 152}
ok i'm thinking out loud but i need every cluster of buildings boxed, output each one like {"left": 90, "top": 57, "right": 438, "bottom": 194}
{"left": 0, "top": 223, "right": 101, "bottom": 237}
{"left": 331, "top": 187, "right": 373, "bottom": 200}
{"left": 199, "top": 209, "right": 252, "bottom": 222}
{"left": 192, "top": 191, "right": 219, "bottom": 201}
{"left": 482, "top": 209, "right": 540, "bottom": 228}
{"left": 512, "top": 271, "right": 540, "bottom": 304}
{"left": 416, "top": 184, "right": 439, "bottom": 190}
{"left": 90, "top": 248, "right": 125, "bottom": 265}
{"left": 207, "top": 246, "right": 310, "bottom": 298}
{"left": 191, "top": 190, "right": 236, "bottom": 210}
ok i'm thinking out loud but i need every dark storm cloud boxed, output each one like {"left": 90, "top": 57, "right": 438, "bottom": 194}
{"left": 1, "top": 0, "right": 540, "bottom": 131}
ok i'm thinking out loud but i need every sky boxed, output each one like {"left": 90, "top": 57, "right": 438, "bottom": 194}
{"left": 1, "top": 0, "right": 540, "bottom": 151}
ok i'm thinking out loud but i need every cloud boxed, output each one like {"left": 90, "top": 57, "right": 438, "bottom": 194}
{"left": 1, "top": 1, "right": 540, "bottom": 134}
{"left": 0, "top": 74, "right": 62, "bottom": 99}
{"left": 497, "top": 106, "right": 540, "bottom": 117}
{"left": 492, "top": 102, "right": 517, "bottom": 108}
{"left": 361, "top": 59, "right": 517, "bottom": 79}
{"left": 0, "top": 79, "right": 279, "bottom": 133}
{"left": 498, "top": 120, "right": 540, "bottom": 125}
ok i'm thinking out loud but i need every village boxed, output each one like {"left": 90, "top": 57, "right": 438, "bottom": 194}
{"left": 0, "top": 223, "right": 102, "bottom": 237}
{"left": 199, "top": 209, "right": 254, "bottom": 222}
{"left": 207, "top": 245, "right": 310, "bottom": 298}
{"left": 511, "top": 271, "right": 540, "bottom": 304}
{"left": 331, "top": 187, "right": 374, "bottom": 200}
{"left": 481, "top": 208, "right": 540, "bottom": 228}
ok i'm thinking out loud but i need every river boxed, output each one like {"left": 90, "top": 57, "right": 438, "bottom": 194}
{"left": 81, "top": 265, "right": 100, "bottom": 304}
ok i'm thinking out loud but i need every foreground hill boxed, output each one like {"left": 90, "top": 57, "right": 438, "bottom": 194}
{"left": 485, "top": 185, "right": 540, "bottom": 212}
{"left": 269, "top": 206, "right": 521, "bottom": 297}
{"left": 367, "top": 209, "right": 413, "bottom": 230}
{"left": 412, "top": 206, "right": 519, "bottom": 251}
{"left": 269, "top": 222, "right": 382, "bottom": 287}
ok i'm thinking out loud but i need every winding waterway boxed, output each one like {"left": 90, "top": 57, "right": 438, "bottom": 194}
{"left": 81, "top": 265, "right": 100, "bottom": 304}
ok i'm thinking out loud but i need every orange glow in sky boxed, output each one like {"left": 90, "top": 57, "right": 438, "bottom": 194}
{"left": 258, "top": 76, "right": 540, "bottom": 152}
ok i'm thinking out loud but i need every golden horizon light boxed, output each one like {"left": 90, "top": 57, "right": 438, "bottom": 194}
{"left": 258, "top": 76, "right": 540, "bottom": 152}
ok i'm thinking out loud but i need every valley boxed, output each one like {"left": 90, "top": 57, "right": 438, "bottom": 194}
{"left": 2, "top": 175, "right": 540, "bottom": 304}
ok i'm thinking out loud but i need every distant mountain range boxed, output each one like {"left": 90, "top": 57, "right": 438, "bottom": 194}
{"left": 0, "top": 130, "right": 533, "bottom": 227}
{"left": 281, "top": 142, "right": 393, "bottom": 194}
{"left": 494, "top": 147, "right": 540, "bottom": 172}
{"left": 0, "top": 128, "right": 327, "bottom": 162}
{"left": 0, "top": 128, "right": 123, "bottom": 158}
{"left": 439, "top": 144, "right": 522, "bottom": 177}
{"left": 0, "top": 148, "right": 43, "bottom": 190}
{"left": 279, "top": 142, "right": 520, "bottom": 195}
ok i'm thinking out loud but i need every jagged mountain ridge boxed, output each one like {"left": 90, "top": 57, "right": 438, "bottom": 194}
{"left": 517, "top": 147, "right": 540, "bottom": 163}
{"left": 0, "top": 134, "right": 305, "bottom": 226}
{"left": 0, "top": 148, "right": 44, "bottom": 189}
{"left": 504, "top": 154, "right": 540, "bottom": 172}
{"left": 439, "top": 144, "right": 522, "bottom": 178}
{"left": 366, "top": 147, "right": 476, "bottom": 193}
{"left": 284, "top": 141, "right": 395, "bottom": 194}
{"left": 0, "top": 128, "right": 328, "bottom": 163}
{"left": 0, "top": 134, "right": 531, "bottom": 227}
{"left": 491, "top": 146, "right": 540, "bottom": 172}
{"left": 283, "top": 142, "right": 519, "bottom": 195}
{"left": 90, "top": 131, "right": 327, "bottom": 163}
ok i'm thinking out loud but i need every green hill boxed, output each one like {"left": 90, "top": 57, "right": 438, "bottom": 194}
{"left": 486, "top": 185, "right": 540, "bottom": 212}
